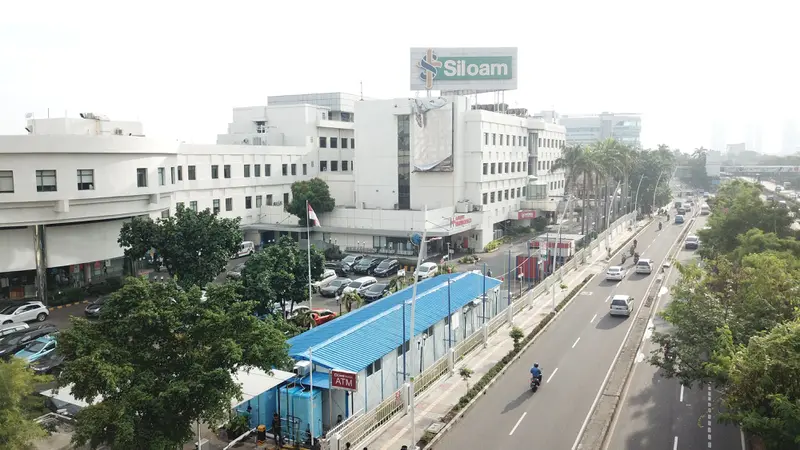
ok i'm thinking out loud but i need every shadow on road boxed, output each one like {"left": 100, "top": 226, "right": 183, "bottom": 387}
{"left": 595, "top": 314, "right": 627, "bottom": 330}
{"left": 501, "top": 389, "right": 534, "bottom": 414}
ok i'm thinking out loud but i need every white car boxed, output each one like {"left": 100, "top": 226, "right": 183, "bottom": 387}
{"left": 343, "top": 276, "right": 378, "bottom": 295}
{"left": 0, "top": 301, "right": 49, "bottom": 325}
{"left": 609, "top": 294, "right": 634, "bottom": 317}
{"left": 233, "top": 241, "right": 255, "bottom": 259}
{"left": 312, "top": 269, "right": 338, "bottom": 292}
{"left": 605, "top": 266, "right": 626, "bottom": 281}
{"left": 635, "top": 259, "right": 654, "bottom": 275}
{"left": 414, "top": 262, "right": 439, "bottom": 280}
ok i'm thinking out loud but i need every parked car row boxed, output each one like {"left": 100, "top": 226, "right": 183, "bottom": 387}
{"left": 0, "top": 323, "right": 64, "bottom": 373}
{"left": 334, "top": 255, "right": 403, "bottom": 278}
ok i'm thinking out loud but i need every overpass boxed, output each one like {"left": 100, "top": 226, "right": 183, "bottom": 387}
{"left": 721, "top": 165, "right": 800, "bottom": 175}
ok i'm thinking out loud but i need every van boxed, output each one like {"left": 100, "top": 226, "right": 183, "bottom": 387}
{"left": 343, "top": 276, "right": 378, "bottom": 296}
{"left": 234, "top": 241, "right": 255, "bottom": 259}
{"left": 610, "top": 295, "right": 634, "bottom": 317}
{"left": 312, "top": 269, "right": 338, "bottom": 292}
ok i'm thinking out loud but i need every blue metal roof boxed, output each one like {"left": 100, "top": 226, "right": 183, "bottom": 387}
{"left": 288, "top": 272, "right": 501, "bottom": 373}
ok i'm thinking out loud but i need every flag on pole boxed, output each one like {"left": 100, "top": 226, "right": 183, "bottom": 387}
{"left": 307, "top": 203, "right": 321, "bottom": 227}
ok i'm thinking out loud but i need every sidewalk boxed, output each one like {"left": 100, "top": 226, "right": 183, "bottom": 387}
{"left": 364, "top": 219, "right": 647, "bottom": 450}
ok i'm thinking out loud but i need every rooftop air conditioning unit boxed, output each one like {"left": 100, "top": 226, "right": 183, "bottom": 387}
{"left": 293, "top": 360, "right": 312, "bottom": 377}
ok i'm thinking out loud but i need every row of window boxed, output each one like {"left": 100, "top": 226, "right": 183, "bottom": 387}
{"left": 482, "top": 186, "right": 528, "bottom": 205}
{"left": 319, "top": 160, "right": 351, "bottom": 172}
{"left": 135, "top": 162, "right": 313, "bottom": 188}
{"left": 0, "top": 169, "right": 95, "bottom": 194}
{"left": 482, "top": 161, "right": 527, "bottom": 176}
{"left": 319, "top": 136, "right": 355, "bottom": 149}
{"left": 484, "top": 133, "right": 527, "bottom": 148}
{"left": 176, "top": 191, "right": 291, "bottom": 214}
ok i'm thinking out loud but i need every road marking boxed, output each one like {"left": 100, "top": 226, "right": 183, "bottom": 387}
{"left": 572, "top": 337, "right": 581, "bottom": 348}
{"left": 509, "top": 412, "right": 527, "bottom": 435}
{"left": 740, "top": 430, "right": 747, "bottom": 450}
{"left": 546, "top": 368, "right": 558, "bottom": 383}
{"left": 673, "top": 436, "right": 679, "bottom": 450}
{"left": 605, "top": 295, "right": 611, "bottom": 303}
{"left": 680, "top": 384, "right": 684, "bottom": 402}
{"left": 590, "top": 313, "right": 597, "bottom": 323}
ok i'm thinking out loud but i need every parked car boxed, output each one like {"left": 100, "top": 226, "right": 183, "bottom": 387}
{"left": 30, "top": 351, "right": 66, "bottom": 375}
{"left": 233, "top": 241, "right": 256, "bottom": 259}
{"left": 362, "top": 283, "right": 390, "bottom": 303}
{"left": 336, "top": 255, "right": 364, "bottom": 276}
{"left": 0, "top": 301, "right": 49, "bottom": 324}
{"left": 15, "top": 335, "right": 58, "bottom": 364}
{"left": 84, "top": 295, "right": 110, "bottom": 318}
{"left": 674, "top": 215, "right": 685, "bottom": 224}
{"left": 635, "top": 258, "right": 654, "bottom": 274}
{"left": 227, "top": 263, "right": 246, "bottom": 279}
{"left": 320, "top": 278, "right": 352, "bottom": 298}
{"left": 0, "top": 324, "right": 57, "bottom": 360}
{"left": 312, "top": 269, "right": 338, "bottom": 292}
{"left": 609, "top": 294, "right": 634, "bottom": 317}
{"left": 311, "top": 309, "right": 338, "bottom": 326}
{"left": 684, "top": 235, "right": 700, "bottom": 250}
{"left": 373, "top": 259, "right": 400, "bottom": 277}
{"left": 605, "top": 266, "right": 626, "bottom": 281}
{"left": 343, "top": 276, "right": 378, "bottom": 296}
{"left": 414, "top": 262, "right": 439, "bottom": 280}
{"left": 0, "top": 322, "right": 29, "bottom": 337}
{"left": 353, "top": 257, "right": 385, "bottom": 275}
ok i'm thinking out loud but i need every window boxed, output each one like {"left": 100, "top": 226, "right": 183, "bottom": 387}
{"left": 255, "top": 195, "right": 262, "bottom": 208}
{"left": 77, "top": 169, "right": 94, "bottom": 190}
{"left": 484, "top": 132, "right": 489, "bottom": 145}
{"left": 158, "top": 168, "right": 165, "bottom": 186}
{"left": 483, "top": 192, "right": 488, "bottom": 204}
{"left": 342, "top": 138, "right": 348, "bottom": 149}
{"left": 225, "top": 198, "right": 233, "bottom": 211}
{"left": 511, "top": 189, "right": 515, "bottom": 198}
{"left": 161, "top": 209, "right": 170, "bottom": 218}
{"left": 283, "top": 192, "right": 290, "bottom": 208}
{"left": 513, "top": 136, "right": 516, "bottom": 146}
{"left": 498, "top": 163, "right": 502, "bottom": 174}
{"left": 245, "top": 196, "right": 252, "bottom": 209}
{"left": 223, "top": 165, "right": 231, "bottom": 179}
{"left": 169, "top": 167, "right": 175, "bottom": 184}
{"left": 211, "top": 165, "right": 219, "bottom": 179}
{"left": 213, "top": 199, "right": 220, "bottom": 213}
{"left": 490, "top": 192, "right": 495, "bottom": 203}
{"left": 188, "top": 165, "right": 196, "bottom": 180}
{"left": 319, "top": 137, "right": 327, "bottom": 148}
{"left": 397, "top": 341, "right": 410, "bottom": 356}
{"left": 511, "top": 162, "right": 515, "bottom": 173}
{"left": 505, "top": 189, "right": 509, "bottom": 200}
{"left": 490, "top": 163, "right": 496, "bottom": 174}
{"left": 254, "top": 164, "right": 261, "bottom": 177}
{"left": 282, "top": 164, "right": 288, "bottom": 176}
{"left": 350, "top": 138, "right": 355, "bottom": 149}
{"left": 342, "top": 160, "right": 349, "bottom": 171}
{"left": 176, "top": 202, "right": 184, "bottom": 210}
{"left": 291, "top": 164, "right": 297, "bottom": 175}
{"left": 265, "top": 164, "right": 271, "bottom": 177}
{"left": 330, "top": 137, "right": 338, "bottom": 148}
{"left": 266, "top": 194, "right": 273, "bottom": 205}
{"left": 499, "top": 134, "right": 503, "bottom": 146}
{"left": 523, "top": 162, "right": 527, "bottom": 171}
{"left": 517, "top": 187, "right": 521, "bottom": 197}
{"left": 517, "top": 162, "right": 521, "bottom": 172}
{"left": 0, "top": 170, "right": 13, "bottom": 193}
{"left": 190, "top": 201, "right": 198, "bottom": 212}
{"left": 497, "top": 190, "right": 502, "bottom": 201}
{"left": 256, "top": 121, "right": 266, "bottom": 133}
{"left": 303, "top": 163, "right": 308, "bottom": 175}
{"left": 331, "top": 161, "right": 339, "bottom": 171}
{"left": 483, "top": 163, "right": 488, "bottom": 175}
{"left": 244, "top": 164, "right": 251, "bottom": 178}
{"left": 366, "top": 358, "right": 382, "bottom": 376}
{"left": 505, "top": 162, "right": 509, "bottom": 173}
{"left": 506, "top": 135, "right": 510, "bottom": 145}
{"left": 177, "top": 166, "right": 183, "bottom": 181}
{"left": 492, "top": 133, "right": 496, "bottom": 145}
{"left": 137, "top": 168, "right": 148, "bottom": 187}
{"left": 320, "top": 161, "right": 328, "bottom": 172}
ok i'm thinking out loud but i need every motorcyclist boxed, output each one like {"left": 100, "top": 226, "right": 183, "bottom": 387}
{"left": 658, "top": 221, "right": 663, "bottom": 231}
{"left": 634, "top": 252, "right": 640, "bottom": 264}
{"left": 530, "top": 363, "right": 543, "bottom": 385}
{"left": 621, "top": 254, "right": 627, "bottom": 264}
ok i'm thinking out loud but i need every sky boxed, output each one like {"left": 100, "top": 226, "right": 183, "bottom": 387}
{"left": 1, "top": 0, "right": 797, "bottom": 153}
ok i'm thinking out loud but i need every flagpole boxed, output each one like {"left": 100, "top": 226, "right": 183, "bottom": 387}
{"left": 307, "top": 200, "right": 314, "bottom": 325}
{"left": 309, "top": 346, "right": 315, "bottom": 443}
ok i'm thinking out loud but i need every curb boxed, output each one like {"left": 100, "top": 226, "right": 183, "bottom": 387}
{"left": 423, "top": 220, "right": 654, "bottom": 449}
{"left": 49, "top": 300, "right": 89, "bottom": 311}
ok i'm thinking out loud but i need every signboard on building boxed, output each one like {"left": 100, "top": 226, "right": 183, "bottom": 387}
{"left": 330, "top": 369, "right": 358, "bottom": 391}
{"left": 450, "top": 215, "right": 473, "bottom": 228}
{"left": 410, "top": 48, "right": 519, "bottom": 92}
{"left": 517, "top": 210, "right": 536, "bottom": 220}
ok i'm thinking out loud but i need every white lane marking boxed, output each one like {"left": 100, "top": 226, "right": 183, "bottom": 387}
{"left": 572, "top": 337, "right": 581, "bottom": 348}
{"left": 605, "top": 295, "right": 611, "bottom": 303}
{"left": 509, "top": 412, "right": 527, "bottom": 435}
{"left": 673, "top": 436, "right": 679, "bottom": 450}
{"left": 740, "top": 430, "right": 747, "bottom": 450}
{"left": 546, "top": 368, "right": 558, "bottom": 383}
{"left": 680, "top": 384, "right": 684, "bottom": 402}
{"left": 590, "top": 313, "right": 597, "bottom": 323}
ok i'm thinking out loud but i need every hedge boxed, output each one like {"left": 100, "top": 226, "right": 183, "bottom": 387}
{"left": 419, "top": 274, "right": 594, "bottom": 448}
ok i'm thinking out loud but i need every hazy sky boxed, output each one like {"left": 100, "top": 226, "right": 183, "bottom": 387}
{"left": 1, "top": 0, "right": 797, "bottom": 152}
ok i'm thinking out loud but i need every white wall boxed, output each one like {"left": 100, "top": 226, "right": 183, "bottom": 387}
{"left": 0, "top": 228, "right": 36, "bottom": 272}
{"left": 45, "top": 220, "right": 128, "bottom": 268}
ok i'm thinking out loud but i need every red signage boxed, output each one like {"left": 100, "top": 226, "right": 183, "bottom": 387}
{"left": 450, "top": 215, "right": 472, "bottom": 227}
{"left": 330, "top": 369, "right": 358, "bottom": 391}
{"left": 518, "top": 210, "right": 536, "bottom": 220}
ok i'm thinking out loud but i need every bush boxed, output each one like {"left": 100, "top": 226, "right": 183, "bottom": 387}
{"left": 49, "top": 287, "right": 86, "bottom": 306}
{"left": 323, "top": 246, "right": 343, "bottom": 261}
{"left": 483, "top": 239, "right": 502, "bottom": 252}
{"left": 459, "top": 255, "right": 478, "bottom": 264}
{"left": 86, "top": 277, "right": 123, "bottom": 296}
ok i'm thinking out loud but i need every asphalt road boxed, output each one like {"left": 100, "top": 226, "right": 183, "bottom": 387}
{"left": 433, "top": 213, "right": 689, "bottom": 450}
{"left": 605, "top": 214, "right": 744, "bottom": 450}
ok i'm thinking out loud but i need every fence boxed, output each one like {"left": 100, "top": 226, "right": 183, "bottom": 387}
{"left": 325, "top": 212, "right": 636, "bottom": 449}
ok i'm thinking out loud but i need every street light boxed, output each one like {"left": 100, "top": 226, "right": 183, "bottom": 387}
{"left": 605, "top": 181, "right": 622, "bottom": 258}
{"left": 653, "top": 171, "right": 665, "bottom": 213}
{"left": 632, "top": 174, "right": 645, "bottom": 222}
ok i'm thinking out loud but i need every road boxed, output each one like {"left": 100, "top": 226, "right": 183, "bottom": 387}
{"left": 433, "top": 212, "right": 688, "bottom": 450}
{"left": 604, "top": 214, "right": 744, "bottom": 450}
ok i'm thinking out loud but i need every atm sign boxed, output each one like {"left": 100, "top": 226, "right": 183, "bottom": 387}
{"left": 331, "top": 369, "right": 358, "bottom": 391}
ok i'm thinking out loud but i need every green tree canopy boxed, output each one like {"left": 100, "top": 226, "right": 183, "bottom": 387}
{"left": 0, "top": 358, "right": 48, "bottom": 449}
{"left": 240, "top": 235, "right": 324, "bottom": 316}
{"left": 58, "top": 278, "right": 291, "bottom": 450}
{"left": 118, "top": 204, "right": 242, "bottom": 289}
{"left": 286, "top": 178, "right": 335, "bottom": 225}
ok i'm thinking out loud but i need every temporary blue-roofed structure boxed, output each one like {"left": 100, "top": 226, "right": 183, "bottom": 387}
{"left": 288, "top": 271, "right": 501, "bottom": 371}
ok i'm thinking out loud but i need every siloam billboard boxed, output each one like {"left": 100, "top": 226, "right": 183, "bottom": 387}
{"left": 410, "top": 47, "right": 518, "bottom": 92}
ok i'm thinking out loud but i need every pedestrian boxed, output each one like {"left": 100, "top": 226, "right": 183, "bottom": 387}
{"left": 345, "top": 443, "right": 351, "bottom": 450}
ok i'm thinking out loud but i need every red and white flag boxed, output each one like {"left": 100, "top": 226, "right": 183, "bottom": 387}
{"left": 307, "top": 202, "right": 321, "bottom": 227}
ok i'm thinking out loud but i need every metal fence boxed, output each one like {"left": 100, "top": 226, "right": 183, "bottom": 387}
{"left": 325, "top": 212, "right": 636, "bottom": 449}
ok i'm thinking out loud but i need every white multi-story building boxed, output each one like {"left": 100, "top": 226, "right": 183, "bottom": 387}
{"left": 0, "top": 94, "right": 564, "bottom": 303}
{"left": 556, "top": 111, "right": 642, "bottom": 147}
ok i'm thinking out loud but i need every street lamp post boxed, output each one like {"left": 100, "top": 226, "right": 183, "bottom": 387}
{"left": 605, "top": 181, "right": 622, "bottom": 258}
{"left": 632, "top": 174, "right": 645, "bottom": 222}
{"left": 408, "top": 205, "right": 429, "bottom": 449}
{"left": 653, "top": 171, "right": 665, "bottom": 213}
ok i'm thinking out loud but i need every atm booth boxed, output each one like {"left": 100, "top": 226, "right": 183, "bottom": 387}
{"left": 517, "top": 233, "right": 583, "bottom": 282}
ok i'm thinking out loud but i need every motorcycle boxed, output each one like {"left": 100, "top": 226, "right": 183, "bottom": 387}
{"left": 621, "top": 254, "right": 627, "bottom": 265}
{"left": 658, "top": 222, "right": 663, "bottom": 231}
{"left": 530, "top": 376, "right": 542, "bottom": 393}
{"left": 633, "top": 253, "right": 640, "bottom": 264}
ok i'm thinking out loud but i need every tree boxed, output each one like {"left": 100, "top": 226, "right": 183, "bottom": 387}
{"left": 240, "top": 235, "right": 324, "bottom": 316}
{"left": 286, "top": 178, "right": 336, "bottom": 225}
{"left": 341, "top": 292, "right": 363, "bottom": 313}
{"left": 118, "top": 204, "right": 242, "bottom": 289}
{"left": 509, "top": 326, "right": 524, "bottom": 352}
{"left": 58, "top": 278, "right": 292, "bottom": 450}
{"left": 688, "top": 147, "right": 710, "bottom": 190}
{"left": 290, "top": 310, "right": 316, "bottom": 330}
{"left": 459, "top": 367, "right": 473, "bottom": 392}
{"left": 0, "top": 358, "right": 49, "bottom": 449}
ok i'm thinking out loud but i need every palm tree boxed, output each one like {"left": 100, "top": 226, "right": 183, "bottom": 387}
{"left": 291, "top": 310, "right": 316, "bottom": 330}
{"left": 342, "top": 292, "right": 363, "bottom": 312}
{"left": 589, "top": 139, "right": 621, "bottom": 231}
{"left": 387, "top": 276, "right": 406, "bottom": 293}
{"left": 551, "top": 143, "right": 585, "bottom": 228}
{"left": 613, "top": 144, "right": 638, "bottom": 217}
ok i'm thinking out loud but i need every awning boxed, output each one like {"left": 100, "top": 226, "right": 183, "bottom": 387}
{"left": 297, "top": 371, "right": 331, "bottom": 389}
{"left": 39, "top": 384, "right": 102, "bottom": 409}
{"left": 232, "top": 367, "right": 296, "bottom": 407}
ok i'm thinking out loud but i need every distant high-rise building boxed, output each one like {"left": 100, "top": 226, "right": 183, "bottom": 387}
{"left": 554, "top": 111, "right": 641, "bottom": 147}
{"left": 745, "top": 122, "right": 763, "bottom": 153}
{"left": 782, "top": 119, "right": 798, "bottom": 155}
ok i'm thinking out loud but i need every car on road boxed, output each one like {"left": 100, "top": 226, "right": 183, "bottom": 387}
{"left": 226, "top": 263, "right": 246, "bottom": 279}
{"left": 635, "top": 258, "right": 653, "bottom": 274}
{"left": 30, "top": 351, "right": 66, "bottom": 375}
{"left": 320, "top": 278, "right": 352, "bottom": 297}
{"left": 677, "top": 207, "right": 686, "bottom": 215}
{"left": 343, "top": 276, "right": 378, "bottom": 296}
{"left": 684, "top": 235, "right": 700, "bottom": 250}
{"left": 15, "top": 335, "right": 57, "bottom": 364}
{"left": 0, "top": 301, "right": 49, "bottom": 325}
{"left": 84, "top": 295, "right": 109, "bottom": 318}
{"left": 312, "top": 269, "right": 338, "bottom": 292}
{"left": 0, "top": 324, "right": 57, "bottom": 360}
{"left": 414, "top": 262, "right": 439, "bottom": 280}
{"left": 233, "top": 241, "right": 255, "bottom": 258}
{"left": 311, "top": 309, "right": 338, "bottom": 326}
{"left": 363, "top": 283, "right": 390, "bottom": 303}
{"left": 609, "top": 294, "right": 634, "bottom": 317}
{"left": 353, "top": 257, "right": 385, "bottom": 275}
{"left": 336, "top": 255, "right": 364, "bottom": 276}
{"left": 605, "top": 266, "right": 626, "bottom": 281}
{"left": 373, "top": 259, "right": 401, "bottom": 277}
{"left": 674, "top": 214, "right": 685, "bottom": 224}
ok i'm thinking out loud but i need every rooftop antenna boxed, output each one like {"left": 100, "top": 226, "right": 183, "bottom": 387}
{"left": 359, "top": 81, "right": 364, "bottom": 101}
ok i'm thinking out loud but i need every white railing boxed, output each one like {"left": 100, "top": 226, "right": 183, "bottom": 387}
{"left": 328, "top": 212, "right": 638, "bottom": 449}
